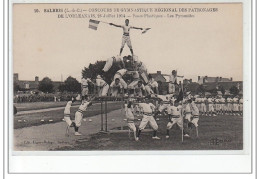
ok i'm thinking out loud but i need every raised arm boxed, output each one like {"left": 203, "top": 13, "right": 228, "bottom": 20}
{"left": 109, "top": 23, "right": 122, "bottom": 28}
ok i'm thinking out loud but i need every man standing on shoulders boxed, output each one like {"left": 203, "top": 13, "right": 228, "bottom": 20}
{"left": 109, "top": 19, "right": 143, "bottom": 56}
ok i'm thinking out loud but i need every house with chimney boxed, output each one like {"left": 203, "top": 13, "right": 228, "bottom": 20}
{"left": 149, "top": 71, "right": 167, "bottom": 83}
{"left": 197, "top": 76, "right": 232, "bottom": 84}
{"left": 148, "top": 71, "right": 168, "bottom": 94}
{"left": 197, "top": 75, "right": 243, "bottom": 93}
{"left": 13, "top": 73, "right": 63, "bottom": 92}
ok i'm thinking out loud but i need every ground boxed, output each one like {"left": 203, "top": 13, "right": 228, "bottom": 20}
{"left": 14, "top": 101, "right": 123, "bottom": 129}
{"left": 56, "top": 115, "right": 243, "bottom": 151}
{"left": 13, "top": 102, "right": 243, "bottom": 151}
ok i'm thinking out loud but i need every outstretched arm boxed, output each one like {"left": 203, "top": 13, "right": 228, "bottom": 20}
{"left": 109, "top": 23, "right": 122, "bottom": 28}
{"left": 131, "top": 26, "right": 143, "bottom": 30}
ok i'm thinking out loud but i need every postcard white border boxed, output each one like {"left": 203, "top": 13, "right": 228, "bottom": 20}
{"left": 5, "top": 0, "right": 254, "bottom": 174}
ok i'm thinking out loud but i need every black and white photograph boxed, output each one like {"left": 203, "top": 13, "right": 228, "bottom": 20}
{"left": 11, "top": 3, "right": 245, "bottom": 152}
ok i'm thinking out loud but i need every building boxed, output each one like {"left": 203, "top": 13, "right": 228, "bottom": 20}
{"left": 197, "top": 76, "right": 232, "bottom": 84}
{"left": 14, "top": 73, "right": 39, "bottom": 90}
{"left": 203, "top": 81, "right": 243, "bottom": 91}
{"left": 149, "top": 71, "right": 168, "bottom": 95}
{"left": 149, "top": 71, "right": 167, "bottom": 83}
{"left": 13, "top": 73, "right": 63, "bottom": 92}
{"left": 183, "top": 79, "right": 192, "bottom": 85}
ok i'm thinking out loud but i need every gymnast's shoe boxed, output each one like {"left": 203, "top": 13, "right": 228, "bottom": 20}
{"left": 152, "top": 136, "right": 160, "bottom": 140}
{"left": 75, "top": 132, "right": 82, "bottom": 136}
{"left": 184, "top": 134, "right": 190, "bottom": 137}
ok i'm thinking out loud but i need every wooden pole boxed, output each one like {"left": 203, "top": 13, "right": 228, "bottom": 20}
{"left": 101, "top": 101, "right": 104, "bottom": 131}
{"left": 105, "top": 99, "right": 108, "bottom": 132}
{"left": 181, "top": 82, "right": 184, "bottom": 143}
{"left": 99, "top": 20, "right": 109, "bottom": 24}
{"left": 121, "top": 94, "right": 124, "bottom": 130}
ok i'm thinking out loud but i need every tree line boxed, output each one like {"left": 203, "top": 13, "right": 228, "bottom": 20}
{"left": 13, "top": 58, "right": 241, "bottom": 96}
{"left": 14, "top": 76, "right": 81, "bottom": 93}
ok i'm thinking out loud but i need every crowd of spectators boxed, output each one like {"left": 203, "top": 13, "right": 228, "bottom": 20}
{"left": 13, "top": 92, "right": 78, "bottom": 103}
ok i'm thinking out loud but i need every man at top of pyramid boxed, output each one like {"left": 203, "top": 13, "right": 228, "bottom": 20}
{"left": 109, "top": 19, "right": 143, "bottom": 56}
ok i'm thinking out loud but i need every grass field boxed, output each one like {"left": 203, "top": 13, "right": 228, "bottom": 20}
{"left": 55, "top": 115, "right": 243, "bottom": 150}
{"left": 13, "top": 101, "right": 243, "bottom": 151}
{"left": 14, "top": 101, "right": 71, "bottom": 111}
{"left": 14, "top": 100, "right": 118, "bottom": 112}
{"left": 14, "top": 101, "right": 123, "bottom": 129}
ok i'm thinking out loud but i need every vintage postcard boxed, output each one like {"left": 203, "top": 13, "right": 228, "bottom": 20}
{"left": 8, "top": 1, "right": 254, "bottom": 173}
{"left": 12, "top": 3, "right": 245, "bottom": 151}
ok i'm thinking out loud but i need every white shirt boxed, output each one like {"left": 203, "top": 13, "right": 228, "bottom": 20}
{"left": 113, "top": 55, "right": 122, "bottom": 62}
{"left": 220, "top": 98, "right": 226, "bottom": 103}
{"left": 139, "top": 63, "right": 147, "bottom": 73}
{"left": 96, "top": 78, "right": 107, "bottom": 87}
{"left": 239, "top": 98, "right": 243, "bottom": 104}
{"left": 157, "top": 95, "right": 169, "bottom": 102}
{"left": 64, "top": 101, "right": 72, "bottom": 115}
{"left": 208, "top": 98, "right": 213, "bottom": 103}
{"left": 132, "top": 71, "right": 140, "bottom": 79}
{"left": 184, "top": 103, "right": 191, "bottom": 113}
{"left": 81, "top": 78, "right": 91, "bottom": 86}
{"left": 201, "top": 98, "right": 207, "bottom": 103}
{"left": 169, "top": 75, "right": 177, "bottom": 83}
{"left": 191, "top": 103, "right": 199, "bottom": 116}
{"left": 233, "top": 98, "right": 239, "bottom": 103}
{"left": 167, "top": 105, "right": 181, "bottom": 116}
{"left": 78, "top": 101, "right": 90, "bottom": 112}
{"left": 138, "top": 103, "right": 155, "bottom": 113}
{"left": 148, "top": 78, "right": 158, "bottom": 88}
{"left": 227, "top": 98, "right": 232, "bottom": 103}
{"left": 116, "top": 69, "right": 127, "bottom": 76}
{"left": 195, "top": 98, "right": 200, "bottom": 103}
{"left": 166, "top": 94, "right": 174, "bottom": 99}
{"left": 125, "top": 107, "right": 134, "bottom": 120}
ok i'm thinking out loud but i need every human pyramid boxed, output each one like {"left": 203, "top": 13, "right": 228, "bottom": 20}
{"left": 63, "top": 55, "right": 243, "bottom": 141}
{"left": 62, "top": 18, "right": 243, "bottom": 140}
{"left": 63, "top": 53, "right": 174, "bottom": 138}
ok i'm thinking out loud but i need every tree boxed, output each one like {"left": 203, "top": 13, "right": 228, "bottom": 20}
{"left": 38, "top": 77, "right": 54, "bottom": 93}
{"left": 219, "top": 85, "right": 225, "bottom": 95}
{"left": 230, "top": 86, "right": 239, "bottom": 96}
{"left": 64, "top": 76, "right": 81, "bottom": 93}
{"left": 197, "top": 84, "right": 205, "bottom": 94}
{"left": 58, "top": 84, "right": 67, "bottom": 92}
{"left": 13, "top": 81, "right": 20, "bottom": 93}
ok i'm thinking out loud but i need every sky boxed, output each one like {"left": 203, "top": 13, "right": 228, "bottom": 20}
{"left": 13, "top": 3, "right": 243, "bottom": 82}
